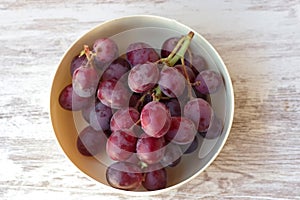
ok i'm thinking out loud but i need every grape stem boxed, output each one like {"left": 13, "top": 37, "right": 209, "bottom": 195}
{"left": 151, "top": 32, "right": 195, "bottom": 102}
{"left": 134, "top": 92, "right": 150, "bottom": 110}
{"left": 165, "top": 36, "right": 185, "bottom": 62}
{"left": 80, "top": 45, "right": 97, "bottom": 69}
{"left": 139, "top": 161, "right": 148, "bottom": 169}
{"left": 181, "top": 57, "right": 193, "bottom": 99}
{"left": 167, "top": 31, "right": 194, "bottom": 67}
{"left": 152, "top": 86, "right": 162, "bottom": 101}
{"left": 192, "top": 81, "right": 201, "bottom": 86}
{"left": 83, "top": 45, "right": 92, "bottom": 61}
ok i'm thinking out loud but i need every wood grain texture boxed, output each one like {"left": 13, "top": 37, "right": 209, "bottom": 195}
{"left": 0, "top": 0, "right": 300, "bottom": 199}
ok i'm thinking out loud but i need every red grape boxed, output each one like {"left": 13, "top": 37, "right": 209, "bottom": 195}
{"left": 126, "top": 42, "right": 160, "bottom": 66}
{"left": 89, "top": 101, "right": 112, "bottom": 132}
{"left": 97, "top": 79, "right": 130, "bottom": 109}
{"left": 165, "top": 117, "right": 197, "bottom": 145}
{"left": 106, "top": 162, "right": 143, "bottom": 191}
{"left": 158, "top": 66, "right": 186, "bottom": 98}
{"left": 59, "top": 84, "right": 91, "bottom": 111}
{"left": 142, "top": 166, "right": 167, "bottom": 191}
{"left": 184, "top": 98, "right": 213, "bottom": 132}
{"left": 81, "top": 101, "right": 95, "bottom": 123}
{"left": 205, "top": 115, "right": 223, "bottom": 139}
{"left": 161, "top": 143, "right": 182, "bottom": 167}
{"left": 141, "top": 101, "right": 171, "bottom": 138}
{"left": 162, "top": 98, "right": 181, "bottom": 117}
{"left": 93, "top": 38, "right": 119, "bottom": 69}
{"left": 174, "top": 64, "right": 196, "bottom": 82}
{"left": 161, "top": 37, "right": 180, "bottom": 58}
{"left": 183, "top": 136, "right": 199, "bottom": 154}
{"left": 72, "top": 64, "right": 100, "bottom": 98}
{"left": 187, "top": 54, "right": 207, "bottom": 74}
{"left": 101, "top": 57, "right": 130, "bottom": 81}
{"left": 106, "top": 129, "right": 137, "bottom": 161}
{"left": 110, "top": 107, "right": 140, "bottom": 132}
{"left": 70, "top": 54, "right": 87, "bottom": 77}
{"left": 194, "top": 69, "right": 222, "bottom": 94}
{"left": 128, "top": 62, "right": 159, "bottom": 93}
{"left": 76, "top": 126, "right": 106, "bottom": 156}
{"left": 136, "top": 134, "right": 165, "bottom": 164}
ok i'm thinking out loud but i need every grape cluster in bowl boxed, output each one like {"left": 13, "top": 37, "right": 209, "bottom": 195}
{"left": 58, "top": 31, "right": 223, "bottom": 191}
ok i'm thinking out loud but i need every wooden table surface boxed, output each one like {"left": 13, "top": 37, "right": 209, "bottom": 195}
{"left": 1, "top": 0, "right": 300, "bottom": 199}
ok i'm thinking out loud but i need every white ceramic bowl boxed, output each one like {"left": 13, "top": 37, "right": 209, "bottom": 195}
{"left": 50, "top": 15, "right": 234, "bottom": 195}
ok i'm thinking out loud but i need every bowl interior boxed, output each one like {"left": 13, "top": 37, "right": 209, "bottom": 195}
{"left": 50, "top": 15, "right": 234, "bottom": 194}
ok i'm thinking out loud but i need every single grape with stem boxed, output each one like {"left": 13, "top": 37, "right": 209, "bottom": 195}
{"left": 72, "top": 45, "right": 100, "bottom": 98}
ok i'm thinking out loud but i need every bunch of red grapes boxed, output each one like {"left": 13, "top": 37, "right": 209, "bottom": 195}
{"left": 59, "top": 31, "right": 223, "bottom": 191}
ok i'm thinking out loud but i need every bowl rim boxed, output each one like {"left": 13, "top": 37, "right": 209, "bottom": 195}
{"left": 50, "top": 14, "right": 234, "bottom": 196}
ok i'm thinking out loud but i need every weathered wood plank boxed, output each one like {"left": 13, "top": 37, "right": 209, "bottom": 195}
{"left": 0, "top": 0, "right": 299, "bottom": 199}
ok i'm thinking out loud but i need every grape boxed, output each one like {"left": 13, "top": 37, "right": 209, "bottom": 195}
{"left": 93, "top": 38, "right": 119, "bottom": 69}
{"left": 128, "top": 62, "right": 159, "bottom": 93}
{"left": 110, "top": 107, "right": 140, "bottom": 132}
{"left": 72, "top": 63, "right": 100, "bottom": 98}
{"left": 136, "top": 134, "right": 165, "bottom": 164}
{"left": 184, "top": 98, "right": 213, "bottom": 132}
{"left": 187, "top": 54, "right": 207, "bottom": 74}
{"left": 161, "top": 143, "right": 182, "bottom": 167}
{"left": 59, "top": 84, "right": 91, "bottom": 111}
{"left": 106, "top": 129, "right": 137, "bottom": 161}
{"left": 161, "top": 37, "right": 180, "bottom": 58}
{"left": 162, "top": 98, "right": 181, "bottom": 117}
{"left": 141, "top": 101, "right": 171, "bottom": 138}
{"left": 81, "top": 102, "right": 94, "bottom": 123}
{"left": 165, "top": 117, "right": 197, "bottom": 145}
{"left": 174, "top": 64, "right": 196, "bottom": 82}
{"left": 192, "top": 86, "right": 208, "bottom": 100}
{"left": 126, "top": 42, "right": 160, "bottom": 66}
{"left": 194, "top": 69, "right": 222, "bottom": 94}
{"left": 142, "top": 166, "right": 167, "bottom": 191}
{"left": 97, "top": 79, "right": 130, "bottom": 109}
{"left": 106, "top": 162, "right": 143, "bottom": 191}
{"left": 158, "top": 66, "right": 186, "bottom": 98}
{"left": 101, "top": 57, "right": 130, "bottom": 81}
{"left": 89, "top": 101, "right": 112, "bottom": 131}
{"left": 70, "top": 54, "right": 87, "bottom": 77}
{"left": 204, "top": 115, "right": 223, "bottom": 139}
{"left": 76, "top": 126, "right": 106, "bottom": 156}
{"left": 183, "top": 136, "right": 199, "bottom": 154}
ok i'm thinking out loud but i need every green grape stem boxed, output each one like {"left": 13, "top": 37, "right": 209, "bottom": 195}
{"left": 167, "top": 31, "right": 194, "bottom": 67}
{"left": 139, "top": 161, "right": 148, "bottom": 169}
{"left": 152, "top": 86, "right": 162, "bottom": 101}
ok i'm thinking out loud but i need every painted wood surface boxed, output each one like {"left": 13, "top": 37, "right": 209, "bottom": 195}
{"left": 0, "top": 0, "right": 299, "bottom": 199}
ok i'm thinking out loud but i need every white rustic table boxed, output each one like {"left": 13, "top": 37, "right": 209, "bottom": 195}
{"left": 1, "top": 0, "right": 299, "bottom": 199}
